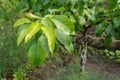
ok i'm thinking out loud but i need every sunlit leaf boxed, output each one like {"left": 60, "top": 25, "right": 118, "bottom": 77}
{"left": 25, "top": 22, "right": 42, "bottom": 43}
{"left": 41, "top": 17, "right": 54, "bottom": 28}
{"left": 84, "top": 10, "right": 96, "bottom": 21}
{"left": 69, "top": 15, "right": 76, "bottom": 23}
{"left": 25, "top": 13, "right": 41, "bottom": 19}
{"left": 79, "top": 16, "right": 86, "bottom": 25}
{"left": 17, "top": 27, "right": 28, "bottom": 46}
{"left": 17, "top": 24, "right": 30, "bottom": 46}
{"left": 14, "top": 18, "right": 31, "bottom": 27}
{"left": 51, "top": 15, "right": 75, "bottom": 35}
{"left": 42, "top": 27, "right": 56, "bottom": 54}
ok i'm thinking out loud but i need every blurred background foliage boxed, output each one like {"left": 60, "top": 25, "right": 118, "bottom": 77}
{"left": 0, "top": 0, "right": 28, "bottom": 79}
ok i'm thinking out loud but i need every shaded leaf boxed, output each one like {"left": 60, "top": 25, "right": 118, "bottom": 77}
{"left": 78, "top": 25, "right": 85, "bottom": 32}
{"left": 55, "top": 29, "right": 73, "bottom": 54}
{"left": 0, "top": 8, "right": 9, "bottom": 20}
{"left": 96, "top": 22, "right": 105, "bottom": 36}
{"left": 65, "top": 43, "right": 74, "bottom": 54}
{"left": 104, "top": 36, "right": 112, "bottom": 46}
{"left": 74, "top": 0, "right": 85, "bottom": 14}
{"left": 113, "top": 17, "right": 120, "bottom": 28}
{"left": 1, "top": 0, "right": 13, "bottom": 8}
{"left": 16, "top": 0, "right": 28, "bottom": 11}
{"left": 17, "top": 24, "right": 30, "bottom": 34}
{"left": 105, "top": 24, "right": 114, "bottom": 36}
{"left": 30, "top": 0, "right": 37, "bottom": 4}
{"left": 108, "top": 0, "right": 118, "bottom": 11}
{"left": 115, "top": 30, "right": 120, "bottom": 39}
{"left": 54, "top": 41, "right": 59, "bottom": 53}
{"left": 39, "top": 35, "right": 50, "bottom": 54}
{"left": 28, "top": 41, "right": 48, "bottom": 65}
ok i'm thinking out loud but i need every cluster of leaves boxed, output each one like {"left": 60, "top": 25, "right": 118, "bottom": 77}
{"left": 1, "top": 0, "right": 120, "bottom": 67}
{"left": 14, "top": 14, "right": 74, "bottom": 66}
{"left": 95, "top": 0, "right": 120, "bottom": 45}
{"left": 12, "top": 0, "right": 101, "bottom": 66}
{"left": 103, "top": 49, "right": 120, "bottom": 62}
{"left": 13, "top": 0, "right": 101, "bottom": 66}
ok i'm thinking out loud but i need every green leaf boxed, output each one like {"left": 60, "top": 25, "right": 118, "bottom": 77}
{"left": 74, "top": 0, "right": 85, "bottom": 14}
{"left": 17, "top": 24, "right": 30, "bottom": 34}
{"left": 78, "top": 25, "right": 85, "bottom": 32}
{"left": 116, "top": 59, "right": 120, "bottom": 62}
{"left": 14, "top": 18, "right": 31, "bottom": 27}
{"left": 65, "top": 43, "right": 74, "bottom": 54}
{"left": 116, "top": 31, "right": 120, "bottom": 39}
{"left": 1, "top": 0, "right": 13, "bottom": 8}
{"left": 105, "top": 24, "right": 114, "bottom": 36}
{"left": 84, "top": 9, "right": 96, "bottom": 21}
{"left": 42, "top": 27, "right": 56, "bottom": 54}
{"left": 17, "top": 26, "right": 28, "bottom": 46}
{"left": 55, "top": 29, "right": 73, "bottom": 54}
{"left": 51, "top": 15, "right": 75, "bottom": 35}
{"left": 25, "top": 13, "right": 41, "bottom": 19}
{"left": 54, "top": 41, "right": 59, "bottom": 53}
{"left": 0, "top": 8, "right": 9, "bottom": 20}
{"left": 96, "top": 22, "right": 105, "bottom": 36}
{"left": 115, "top": 26, "right": 120, "bottom": 39}
{"left": 113, "top": 17, "right": 120, "bottom": 28}
{"left": 30, "top": 0, "right": 37, "bottom": 4}
{"left": 39, "top": 35, "right": 50, "bottom": 54}
{"left": 69, "top": 15, "right": 76, "bottom": 23}
{"left": 25, "top": 22, "right": 42, "bottom": 43}
{"left": 104, "top": 36, "right": 112, "bottom": 46}
{"left": 28, "top": 41, "right": 48, "bottom": 66}
{"left": 108, "top": 0, "right": 118, "bottom": 11}
{"left": 16, "top": 0, "right": 28, "bottom": 11}
{"left": 41, "top": 17, "right": 54, "bottom": 28}
{"left": 78, "top": 16, "right": 86, "bottom": 25}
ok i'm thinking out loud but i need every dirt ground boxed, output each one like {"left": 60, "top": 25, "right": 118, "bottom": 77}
{"left": 87, "top": 55, "right": 120, "bottom": 77}
{"left": 28, "top": 51, "right": 120, "bottom": 80}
